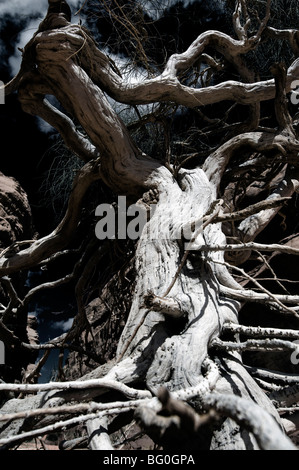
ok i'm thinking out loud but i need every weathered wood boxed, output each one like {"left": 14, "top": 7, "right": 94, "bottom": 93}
{"left": 0, "top": 0, "right": 298, "bottom": 450}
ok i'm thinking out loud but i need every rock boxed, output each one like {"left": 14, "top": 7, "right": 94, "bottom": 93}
{"left": 0, "top": 173, "right": 35, "bottom": 383}
{"left": 26, "top": 315, "right": 39, "bottom": 346}
{"left": 0, "top": 172, "right": 33, "bottom": 250}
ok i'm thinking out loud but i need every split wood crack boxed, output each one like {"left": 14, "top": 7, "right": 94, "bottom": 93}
{"left": 117, "top": 195, "right": 292, "bottom": 361}
{"left": 117, "top": 200, "right": 223, "bottom": 361}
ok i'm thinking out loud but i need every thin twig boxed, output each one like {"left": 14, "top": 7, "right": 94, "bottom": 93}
{"left": 223, "top": 323, "right": 299, "bottom": 340}
{"left": 213, "top": 259, "right": 297, "bottom": 316}
{"left": 211, "top": 337, "right": 299, "bottom": 354}
{"left": 0, "top": 398, "right": 146, "bottom": 424}
{"left": 196, "top": 241, "right": 299, "bottom": 256}
{"left": 0, "top": 377, "right": 152, "bottom": 400}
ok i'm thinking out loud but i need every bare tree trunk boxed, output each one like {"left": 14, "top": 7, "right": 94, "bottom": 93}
{"left": 0, "top": 0, "right": 298, "bottom": 450}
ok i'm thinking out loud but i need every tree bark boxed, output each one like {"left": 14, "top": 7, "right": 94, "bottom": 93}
{"left": 0, "top": 1, "right": 298, "bottom": 450}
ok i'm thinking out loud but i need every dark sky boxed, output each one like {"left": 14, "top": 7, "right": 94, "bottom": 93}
{"left": 0, "top": 1, "right": 81, "bottom": 233}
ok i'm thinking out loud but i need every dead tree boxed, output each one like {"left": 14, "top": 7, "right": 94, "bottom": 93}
{"left": 1, "top": 0, "right": 299, "bottom": 450}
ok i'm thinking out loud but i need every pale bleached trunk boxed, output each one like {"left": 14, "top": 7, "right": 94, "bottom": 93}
{"left": 116, "top": 167, "right": 237, "bottom": 391}
{"left": 111, "top": 166, "right": 283, "bottom": 449}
